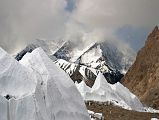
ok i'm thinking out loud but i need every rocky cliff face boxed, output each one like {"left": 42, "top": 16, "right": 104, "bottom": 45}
{"left": 122, "top": 26, "right": 159, "bottom": 109}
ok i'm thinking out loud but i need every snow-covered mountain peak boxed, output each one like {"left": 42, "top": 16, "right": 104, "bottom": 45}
{"left": 53, "top": 40, "right": 135, "bottom": 72}
{"left": 14, "top": 39, "right": 134, "bottom": 86}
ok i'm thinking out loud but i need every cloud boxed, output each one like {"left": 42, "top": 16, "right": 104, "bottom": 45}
{"left": 0, "top": 0, "right": 159, "bottom": 54}
{"left": 0, "top": 0, "right": 68, "bottom": 53}
{"left": 64, "top": 0, "right": 159, "bottom": 50}
{"left": 73, "top": 0, "right": 159, "bottom": 28}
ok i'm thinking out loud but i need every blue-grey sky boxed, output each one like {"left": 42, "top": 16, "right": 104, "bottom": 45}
{"left": 116, "top": 26, "right": 150, "bottom": 51}
{"left": 0, "top": 0, "right": 159, "bottom": 53}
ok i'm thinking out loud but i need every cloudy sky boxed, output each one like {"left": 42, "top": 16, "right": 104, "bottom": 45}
{"left": 0, "top": 0, "right": 159, "bottom": 54}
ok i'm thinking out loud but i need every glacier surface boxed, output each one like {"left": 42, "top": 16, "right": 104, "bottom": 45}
{"left": 76, "top": 73, "right": 143, "bottom": 111}
{"left": 0, "top": 47, "right": 90, "bottom": 120}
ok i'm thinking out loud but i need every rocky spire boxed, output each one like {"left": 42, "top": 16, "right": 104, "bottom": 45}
{"left": 147, "top": 26, "right": 159, "bottom": 40}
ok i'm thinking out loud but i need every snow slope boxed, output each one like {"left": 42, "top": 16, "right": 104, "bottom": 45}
{"left": 76, "top": 73, "right": 143, "bottom": 111}
{"left": 80, "top": 41, "right": 135, "bottom": 72}
{"left": 0, "top": 47, "right": 90, "bottom": 120}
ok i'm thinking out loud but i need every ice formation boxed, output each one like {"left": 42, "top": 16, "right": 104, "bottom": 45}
{"left": 76, "top": 73, "right": 143, "bottom": 111}
{"left": 0, "top": 47, "right": 90, "bottom": 120}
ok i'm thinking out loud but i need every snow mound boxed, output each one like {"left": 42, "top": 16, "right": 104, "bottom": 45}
{"left": 0, "top": 47, "right": 90, "bottom": 120}
{"left": 76, "top": 72, "right": 143, "bottom": 111}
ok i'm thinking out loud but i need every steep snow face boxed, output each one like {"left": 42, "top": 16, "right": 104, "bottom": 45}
{"left": 69, "top": 42, "right": 96, "bottom": 62}
{"left": 54, "top": 41, "right": 96, "bottom": 63}
{"left": 80, "top": 45, "right": 103, "bottom": 69}
{"left": 76, "top": 73, "right": 143, "bottom": 111}
{"left": 0, "top": 47, "right": 90, "bottom": 120}
{"left": 80, "top": 42, "right": 135, "bottom": 72}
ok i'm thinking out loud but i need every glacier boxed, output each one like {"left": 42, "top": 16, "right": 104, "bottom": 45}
{"left": 0, "top": 47, "right": 90, "bottom": 120}
{"left": 76, "top": 73, "right": 143, "bottom": 111}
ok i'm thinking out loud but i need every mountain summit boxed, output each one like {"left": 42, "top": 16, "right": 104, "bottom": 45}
{"left": 122, "top": 26, "right": 159, "bottom": 109}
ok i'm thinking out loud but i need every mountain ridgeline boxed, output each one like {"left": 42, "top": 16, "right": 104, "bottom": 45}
{"left": 15, "top": 40, "right": 134, "bottom": 86}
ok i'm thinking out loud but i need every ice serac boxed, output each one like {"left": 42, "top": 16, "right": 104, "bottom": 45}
{"left": 20, "top": 48, "right": 90, "bottom": 120}
{"left": 0, "top": 47, "right": 90, "bottom": 120}
{"left": 76, "top": 73, "right": 143, "bottom": 111}
{"left": 122, "top": 26, "right": 159, "bottom": 109}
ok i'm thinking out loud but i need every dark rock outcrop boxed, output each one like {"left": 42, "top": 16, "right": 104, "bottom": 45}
{"left": 15, "top": 44, "right": 37, "bottom": 61}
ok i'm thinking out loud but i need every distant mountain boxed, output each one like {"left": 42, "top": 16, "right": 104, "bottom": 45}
{"left": 54, "top": 41, "right": 135, "bottom": 72}
{"left": 15, "top": 39, "right": 65, "bottom": 61}
{"left": 122, "top": 26, "right": 159, "bottom": 109}
{"left": 15, "top": 39, "right": 135, "bottom": 85}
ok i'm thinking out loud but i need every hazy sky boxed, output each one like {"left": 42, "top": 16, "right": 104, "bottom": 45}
{"left": 0, "top": 0, "right": 159, "bottom": 54}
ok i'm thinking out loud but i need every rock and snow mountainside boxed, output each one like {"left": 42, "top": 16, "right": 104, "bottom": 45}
{"left": 54, "top": 41, "right": 135, "bottom": 72}
{"left": 0, "top": 47, "right": 90, "bottom": 120}
{"left": 122, "top": 26, "right": 159, "bottom": 109}
{"left": 54, "top": 59, "right": 98, "bottom": 87}
{"left": 79, "top": 42, "right": 135, "bottom": 73}
{"left": 15, "top": 40, "right": 133, "bottom": 85}
{"left": 52, "top": 40, "right": 134, "bottom": 84}
{"left": 54, "top": 58, "right": 123, "bottom": 86}
{"left": 76, "top": 73, "right": 143, "bottom": 111}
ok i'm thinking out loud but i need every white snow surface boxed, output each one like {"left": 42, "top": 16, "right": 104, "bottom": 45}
{"left": 80, "top": 45, "right": 103, "bottom": 69}
{"left": 151, "top": 118, "right": 159, "bottom": 120}
{"left": 88, "top": 110, "right": 104, "bottom": 120}
{"left": 0, "top": 48, "right": 37, "bottom": 99}
{"left": 69, "top": 42, "right": 96, "bottom": 62}
{"left": 76, "top": 73, "right": 143, "bottom": 111}
{"left": 0, "top": 47, "right": 90, "bottom": 120}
